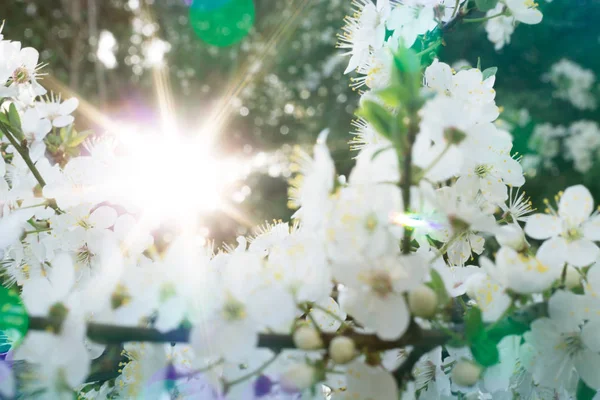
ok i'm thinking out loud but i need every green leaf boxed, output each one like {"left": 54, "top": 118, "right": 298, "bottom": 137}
{"left": 576, "top": 379, "right": 597, "bottom": 400}
{"left": 0, "top": 287, "right": 29, "bottom": 351}
{"left": 375, "top": 85, "right": 406, "bottom": 108}
{"left": 470, "top": 333, "right": 500, "bottom": 367}
{"left": 486, "top": 316, "right": 529, "bottom": 344}
{"left": 7, "top": 103, "right": 21, "bottom": 129}
{"left": 482, "top": 67, "right": 498, "bottom": 81}
{"left": 464, "top": 307, "right": 484, "bottom": 342}
{"left": 427, "top": 269, "right": 450, "bottom": 308}
{"left": 475, "top": 0, "right": 499, "bottom": 12}
{"left": 356, "top": 101, "right": 394, "bottom": 140}
{"left": 392, "top": 47, "right": 420, "bottom": 75}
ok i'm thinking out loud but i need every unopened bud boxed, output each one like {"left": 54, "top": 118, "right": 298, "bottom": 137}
{"left": 329, "top": 336, "right": 356, "bottom": 364}
{"left": 565, "top": 265, "right": 581, "bottom": 289}
{"left": 408, "top": 284, "right": 438, "bottom": 318}
{"left": 495, "top": 224, "right": 527, "bottom": 252}
{"left": 293, "top": 326, "right": 323, "bottom": 350}
{"left": 280, "top": 363, "right": 315, "bottom": 393}
{"left": 451, "top": 360, "right": 482, "bottom": 387}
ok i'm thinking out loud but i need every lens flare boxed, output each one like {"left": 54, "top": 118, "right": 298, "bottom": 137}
{"left": 390, "top": 212, "right": 442, "bottom": 230}
{"left": 189, "top": 0, "right": 255, "bottom": 47}
{"left": 107, "top": 125, "right": 246, "bottom": 226}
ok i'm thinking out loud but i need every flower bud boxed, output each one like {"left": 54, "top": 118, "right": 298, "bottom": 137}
{"left": 329, "top": 336, "right": 356, "bottom": 364}
{"left": 280, "top": 363, "right": 315, "bottom": 393}
{"left": 408, "top": 284, "right": 438, "bottom": 318}
{"left": 451, "top": 360, "right": 482, "bottom": 387}
{"left": 565, "top": 265, "right": 581, "bottom": 289}
{"left": 293, "top": 326, "right": 323, "bottom": 350}
{"left": 495, "top": 224, "right": 527, "bottom": 251}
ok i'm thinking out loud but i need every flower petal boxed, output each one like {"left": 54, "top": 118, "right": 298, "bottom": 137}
{"left": 574, "top": 351, "right": 600, "bottom": 390}
{"left": 567, "top": 239, "right": 599, "bottom": 267}
{"left": 583, "top": 215, "right": 600, "bottom": 241}
{"left": 582, "top": 319, "right": 600, "bottom": 352}
{"left": 558, "top": 185, "right": 594, "bottom": 226}
{"left": 524, "top": 213, "right": 561, "bottom": 240}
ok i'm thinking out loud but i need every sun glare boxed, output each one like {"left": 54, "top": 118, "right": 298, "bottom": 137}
{"left": 110, "top": 127, "right": 245, "bottom": 225}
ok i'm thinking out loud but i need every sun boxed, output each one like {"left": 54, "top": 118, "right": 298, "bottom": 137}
{"left": 108, "top": 125, "right": 245, "bottom": 227}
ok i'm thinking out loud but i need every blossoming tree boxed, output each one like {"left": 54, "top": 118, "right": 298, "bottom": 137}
{"left": 0, "top": 0, "right": 599, "bottom": 399}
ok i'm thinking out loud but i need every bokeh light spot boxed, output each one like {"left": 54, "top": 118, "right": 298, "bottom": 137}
{"left": 0, "top": 288, "right": 28, "bottom": 352}
{"left": 189, "top": 0, "right": 255, "bottom": 47}
{"left": 189, "top": 0, "right": 234, "bottom": 12}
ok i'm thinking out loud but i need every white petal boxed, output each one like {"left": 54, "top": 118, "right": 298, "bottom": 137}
{"left": 63, "top": 343, "right": 91, "bottom": 387}
{"left": 536, "top": 236, "right": 568, "bottom": 265}
{"left": 584, "top": 215, "right": 600, "bottom": 241}
{"left": 59, "top": 98, "right": 79, "bottom": 115}
{"left": 345, "top": 361, "right": 398, "bottom": 400}
{"left": 558, "top": 185, "right": 594, "bottom": 226}
{"left": 447, "top": 237, "right": 472, "bottom": 266}
{"left": 89, "top": 206, "right": 118, "bottom": 229}
{"left": 582, "top": 320, "right": 600, "bottom": 352}
{"left": 467, "top": 273, "right": 510, "bottom": 322}
{"left": 566, "top": 239, "right": 599, "bottom": 267}
{"left": 425, "top": 59, "right": 453, "bottom": 93}
{"left": 548, "top": 290, "right": 584, "bottom": 330}
{"left": 53, "top": 115, "right": 74, "bottom": 128}
{"left": 480, "top": 176, "right": 508, "bottom": 203}
{"left": 524, "top": 213, "right": 562, "bottom": 240}
{"left": 19, "top": 47, "right": 39, "bottom": 70}
{"left": 574, "top": 351, "right": 600, "bottom": 390}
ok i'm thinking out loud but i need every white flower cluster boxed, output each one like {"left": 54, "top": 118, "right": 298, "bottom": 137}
{"left": 484, "top": 0, "right": 543, "bottom": 51}
{"left": 564, "top": 121, "right": 600, "bottom": 173}
{"left": 338, "top": 0, "right": 465, "bottom": 89}
{"left": 547, "top": 59, "right": 597, "bottom": 110}
{"left": 525, "top": 120, "right": 600, "bottom": 174}
{"left": 525, "top": 122, "right": 567, "bottom": 170}
{"left": 3, "top": 2, "right": 600, "bottom": 399}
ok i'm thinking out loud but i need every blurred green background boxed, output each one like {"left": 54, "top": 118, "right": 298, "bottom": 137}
{"left": 4, "top": 0, "right": 600, "bottom": 244}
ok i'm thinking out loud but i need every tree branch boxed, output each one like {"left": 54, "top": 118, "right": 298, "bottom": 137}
{"left": 28, "top": 316, "right": 451, "bottom": 352}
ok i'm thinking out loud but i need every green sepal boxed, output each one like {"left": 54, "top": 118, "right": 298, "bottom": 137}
{"left": 482, "top": 67, "right": 498, "bottom": 81}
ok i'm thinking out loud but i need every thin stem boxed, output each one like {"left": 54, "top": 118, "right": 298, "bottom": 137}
{"left": 223, "top": 354, "right": 279, "bottom": 392}
{"left": 451, "top": 0, "right": 460, "bottom": 18}
{"left": 308, "top": 303, "right": 347, "bottom": 326}
{"left": 0, "top": 122, "right": 61, "bottom": 214}
{"left": 431, "top": 233, "right": 463, "bottom": 263}
{"left": 25, "top": 228, "right": 52, "bottom": 236}
{"left": 180, "top": 359, "right": 224, "bottom": 380}
{"left": 400, "top": 115, "right": 420, "bottom": 255}
{"left": 0, "top": 123, "right": 46, "bottom": 187}
{"left": 19, "top": 202, "right": 50, "bottom": 210}
{"left": 416, "top": 39, "right": 443, "bottom": 58}
{"left": 463, "top": 12, "right": 506, "bottom": 23}
{"left": 432, "top": 321, "right": 462, "bottom": 342}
